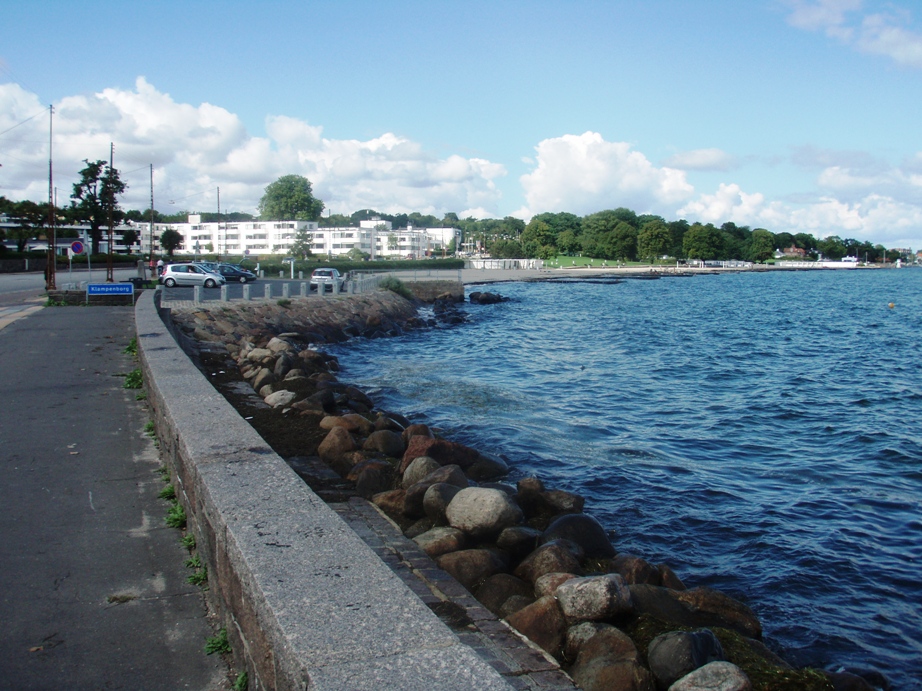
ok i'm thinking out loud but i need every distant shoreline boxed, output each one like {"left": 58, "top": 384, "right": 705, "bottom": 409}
{"left": 458, "top": 262, "right": 885, "bottom": 286}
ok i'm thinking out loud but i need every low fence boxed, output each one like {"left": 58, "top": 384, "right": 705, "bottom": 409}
{"left": 465, "top": 258, "right": 543, "bottom": 270}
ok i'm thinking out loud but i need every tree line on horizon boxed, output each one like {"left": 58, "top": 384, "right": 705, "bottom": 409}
{"left": 1, "top": 171, "right": 902, "bottom": 263}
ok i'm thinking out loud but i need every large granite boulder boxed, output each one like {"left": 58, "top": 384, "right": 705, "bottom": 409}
{"left": 474, "top": 573, "right": 534, "bottom": 617}
{"left": 362, "top": 429, "right": 405, "bottom": 457}
{"left": 647, "top": 629, "right": 725, "bottom": 690}
{"left": 401, "top": 437, "right": 493, "bottom": 475}
{"left": 514, "top": 540, "right": 584, "bottom": 584}
{"left": 569, "top": 626, "right": 654, "bottom": 691}
{"left": 413, "top": 526, "right": 466, "bottom": 558}
{"left": 555, "top": 573, "right": 633, "bottom": 621}
{"left": 504, "top": 595, "right": 567, "bottom": 658}
{"left": 517, "top": 476, "right": 584, "bottom": 525}
{"left": 402, "top": 456, "right": 441, "bottom": 488}
{"left": 496, "top": 525, "right": 542, "bottom": 560}
{"left": 435, "top": 548, "right": 506, "bottom": 590}
{"left": 611, "top": 554, "right": 662, "bottom": 586}
{"left": 405, "top": 465, "right": 470, "bottom": 518}
{"left": 540, "top": 513, "right": 615, "bottom": 559}
{"left": 446, "top": 487, "right": 524, "bottom": 537}
{"left": 423, "top": 483, "right": 464, "bottom": 524}
{"left": 628, "top": 585, "right": 762, "bottom": 640}
{"left": 319, "top": 413, "right": 374, "bottom": 437}
{"left": 318, "top": 426, "right": 358, "bottom": 466}
{"left": 263, "top": 389, "right": 298, "bottom": 408}
{"left": 534, "top": 572, "right": 578, "bottom": 598}
{"left": 669, "top": 661, "right": 751, "bottom": 691}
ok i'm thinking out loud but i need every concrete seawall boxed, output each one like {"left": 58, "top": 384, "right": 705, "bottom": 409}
{"left": 135, "top": 289, "right": 514, "bottom": 690}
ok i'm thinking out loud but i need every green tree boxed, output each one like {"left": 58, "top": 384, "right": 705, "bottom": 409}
{"left": 580, "top": 210, "right": 621, "bottom": 258}
{"left": 818, "top": 235, "right": 846, "bottom": 260}
{"left": 521, "top": 219, "right": 555, "bottom": 258}
{"left": 319, "top": 213, "right": 352, "bottom": 227}
{"left": 793, "top": 233, "right": 817, "bottom": 252}
{"left": 8, "top": 200, "right": 46, "bottom": 252}
{"left": 346, "top": 247, "right": 368, "bottom": 261}
{"left": 290, "top": 226, "right": 313, "bottom": 259}
{"left": 489, "top": 239, "right": 524, "bottom": 258}
{"left": 258, "top": 175, "right": 324, "bottom": 221}
{"left": 637, "top": 221, "right": 672, "bottom": 263}
{"left": 70, "top": 159, "right": 127, "bottom": 255}
{"left": 556, "top": 229, "right": 581, "bottom": 255}
{"left": 683, "top": 223, "right": 724, "bottom": 260}
{"left": 667, "top": 219, "right": 690, "bottom": 259}
{"left": 747, "top": 228, "right": 775, "bottom": 263}
{"left": 602, "top": 222, "right": 638, "bottom": 261}
{"left": 159, "top": 228, "right": 183, "bottom": 257}
{"left": 121, "top": 227, "right": 139, "bottom": 252}
{"left": 387, "top": 233, "right": 398, "bottom": 252}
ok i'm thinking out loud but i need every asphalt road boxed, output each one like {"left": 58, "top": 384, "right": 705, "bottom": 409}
{"left": 0, "top": 305, "right": 227, "bottom": 690}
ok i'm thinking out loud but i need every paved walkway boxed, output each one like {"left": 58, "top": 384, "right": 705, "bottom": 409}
{"left": 0, "top": 304, "right": 226, "bottom": 690}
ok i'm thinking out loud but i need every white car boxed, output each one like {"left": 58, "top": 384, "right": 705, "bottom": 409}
{"left": 310, "top": 268, "right": 345, "bottom": 292}
{"left": 159, "top": 263, "right": 226, "bottom": 288}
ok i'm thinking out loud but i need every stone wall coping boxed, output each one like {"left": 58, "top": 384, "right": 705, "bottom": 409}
{"left": 135, "top": 290, "right": 513, "bottom": 690}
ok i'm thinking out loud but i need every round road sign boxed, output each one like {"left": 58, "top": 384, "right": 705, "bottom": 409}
{"left": 70, "top": 240, "right": 85, "bottom": 255}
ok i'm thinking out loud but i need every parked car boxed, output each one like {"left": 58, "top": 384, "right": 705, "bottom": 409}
{"left": 216, "top": 263, "right": 257, "bottom": 283}
{"left": 192, "top": 260, "right": 220, "bottom": 273}
{"left": 159, "top": 263, "right": 226, "bottom": 288}
{"left": 310, "top": 267, "right": 345, "bottom": 292}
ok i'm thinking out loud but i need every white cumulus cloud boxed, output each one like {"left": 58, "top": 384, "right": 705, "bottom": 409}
{"left": 517, "top": 131, "right": 694, "bottom": 218}
{"left": 0, "top": 78, "right": 506, "bottom": 218}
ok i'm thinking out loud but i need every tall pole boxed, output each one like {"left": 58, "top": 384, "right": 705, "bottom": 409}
{"left": 149, "top": 163, "right": 154, "bottom": 268}
{"left": 45, "top": 105, "right": 56, "bottom": 291}
{"left": 106, "top": 143, "right": 115, "bottom": 282}
{"left": 217, "top": 186, "right": 221, "bottom": 258}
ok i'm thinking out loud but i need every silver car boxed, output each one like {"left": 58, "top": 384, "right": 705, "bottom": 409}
{"left": 159, "top": 263, "right": 226, "bottom": 288}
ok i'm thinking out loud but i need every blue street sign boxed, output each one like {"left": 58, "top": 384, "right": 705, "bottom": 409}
{"left": 71, "top": 240, "right": 85, "bottom": 255}
{"left": 87, "top": 283, "right": 133, "bottom": 295}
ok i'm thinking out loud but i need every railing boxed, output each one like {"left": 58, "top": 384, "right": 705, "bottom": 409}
{"left": 349, "top": 268, "right": 463, "bottom": 294}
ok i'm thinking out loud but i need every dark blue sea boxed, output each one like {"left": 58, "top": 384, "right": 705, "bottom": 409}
{"left": 328, "top": 269, "right": 922, "bottom": 689}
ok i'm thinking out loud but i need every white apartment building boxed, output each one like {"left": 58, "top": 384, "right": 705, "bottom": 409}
{"left": 135, "top": 215, "right": 460, "bottom": 259}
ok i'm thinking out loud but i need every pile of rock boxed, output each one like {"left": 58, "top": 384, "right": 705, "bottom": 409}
{"left": 313, "top": 414, "right": 871, "bottom": 690}
{"left": 468, "top": 290, "right": 508, "bottom": 304}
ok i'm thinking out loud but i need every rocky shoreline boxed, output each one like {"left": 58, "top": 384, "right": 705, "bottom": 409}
{"left": 169, "top": 288, "right": 884, "bottom": 691}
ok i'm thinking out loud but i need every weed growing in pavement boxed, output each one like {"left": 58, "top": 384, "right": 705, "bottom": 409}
{"left": 233, "top": 671, "right": 248, "bottom": 691}
{"left": 188, "top": 565, "right": 208, "bottom": 587}
{"left": 123, "top": 368, "right": 143, "bottom": 389}
{"left": 165, "top": 501, "right": 186, "bottom": 529}
{"left": 135, "top": 391, "right": 147, "bottom": 401}
{"left": 155, "top": 464, "right": 169, "bottom": 481}
{"left": 184, "top": 554, "right": 202, "bottom": 570}
{"left": 123, "top": 337, "right": 137, "bottom": 356}
{"left": 180, "top": 533, "right": 196, "bottom": 552}
{"left": 145, "top": 421, "right": 156, "bottom": 437}
{"left": 158, "top": 484, "right": 176, "bottom": 501}
{"left": 205, "top": 627, "right": 230, "bottom": 655}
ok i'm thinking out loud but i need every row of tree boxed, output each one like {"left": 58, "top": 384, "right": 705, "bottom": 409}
{"left": 1, "top": 171, "right": 900, "bottom": 262}
{"left": 0, "top": 159, "right": 129, "bottom": 255}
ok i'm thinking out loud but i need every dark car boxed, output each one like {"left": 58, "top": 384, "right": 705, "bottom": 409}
{"left": 216, "top": 264, "right": 257, "bottom": 283}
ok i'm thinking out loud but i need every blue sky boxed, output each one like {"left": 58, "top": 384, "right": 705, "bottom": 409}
{"left": 2, "top": 0, "right": 922, "bottom": 249}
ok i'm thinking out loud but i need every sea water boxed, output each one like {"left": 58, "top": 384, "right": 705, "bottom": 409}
{"left": 327, "top": 269, "right": 922, "bottom": 688}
